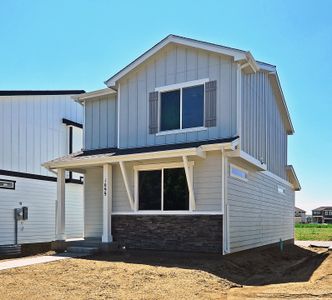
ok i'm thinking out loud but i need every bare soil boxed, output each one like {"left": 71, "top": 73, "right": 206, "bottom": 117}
{"left": 0, "top": 245, "right": 331, "bottom": 299}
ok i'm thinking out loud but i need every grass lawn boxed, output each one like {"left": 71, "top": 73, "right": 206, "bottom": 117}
{"left": 295, "top": 223, "right": 332, "bottom": 241}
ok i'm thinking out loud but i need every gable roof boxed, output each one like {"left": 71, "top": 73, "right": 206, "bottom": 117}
{"left": 104, "top": 34, "right": 261, "bottom": 88}
{"left": 312, "top": 206, "right": 332, "bottom": 211}
{"left": 103, "top": 34, "right": 294, "bottom": 135}
{"left": 295, "top": 207, "right": 306, "bottom": 213}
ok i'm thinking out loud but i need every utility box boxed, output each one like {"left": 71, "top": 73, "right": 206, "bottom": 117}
{"left": 22, "top": 206, "right": 28, "bottom": 220}
{"left": 15, "top": 208, "right": 23, "bottom": 221}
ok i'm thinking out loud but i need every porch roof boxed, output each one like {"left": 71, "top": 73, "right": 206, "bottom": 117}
{"left": 43, "top": 137, "right": 238, "bottom": 170}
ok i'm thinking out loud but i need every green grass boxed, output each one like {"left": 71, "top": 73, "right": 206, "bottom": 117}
{"left": 295, "top": 223, "right": 332, "bottom": 241}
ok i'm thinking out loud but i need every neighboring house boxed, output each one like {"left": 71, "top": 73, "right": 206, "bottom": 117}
{"left": 294, "top": 207, "right": 306, "bottom": 223}
{"left": 44, "top": 35, "right": 301, "bottom": 254}
{"left": 312, "top": 206, "right": 332, "bottom": 224}
{"left": 0, "top": 90, "right": 85, "bottom": 247}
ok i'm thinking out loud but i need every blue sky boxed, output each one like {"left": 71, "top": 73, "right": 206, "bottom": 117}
{"left": 1, "top": 0, "right": 331, "bottom": 212}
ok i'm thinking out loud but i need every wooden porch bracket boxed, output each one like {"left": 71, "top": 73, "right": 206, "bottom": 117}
{"left": 119, "top": 161, "right": 135, "bottom": 210}
{"left": 182, "top": 155, "right": 196, "bottom": 211}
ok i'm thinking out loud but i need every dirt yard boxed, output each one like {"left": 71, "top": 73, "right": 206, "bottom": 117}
{"left": 0, "top": 245, "right": 331, "bottom": 299}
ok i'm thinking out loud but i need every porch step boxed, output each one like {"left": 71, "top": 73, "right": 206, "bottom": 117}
{"left": 66, "top": 246, "right": 100, "bottom": 255}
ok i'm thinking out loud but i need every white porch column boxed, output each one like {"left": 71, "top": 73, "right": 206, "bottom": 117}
{"left": 102, "top": 164, "right": 113, "bottom": 243}
{"left": 56, "top": 168, "right": 66, "bottom": 240}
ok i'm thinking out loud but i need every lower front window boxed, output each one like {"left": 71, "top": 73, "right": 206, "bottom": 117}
{"left": 138, "top": 167, "right": 189, "bottom": 211}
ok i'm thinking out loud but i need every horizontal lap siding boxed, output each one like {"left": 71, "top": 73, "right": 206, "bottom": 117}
{"left": 0, "top": 95, "right": 83, "bottom": 176}
{"left": 118, "top": 44, "right": 237, "bottom": 149}
{"left": 0, "top": 175, "right": 83, "bottom": 245}
{"left": 84, "top": 94, "right": 117, "bottom": 150}
{"left": 110, "top": 152, "right": 223, "bottom": 213}
{"left": 193, "top": 152, "right": 222, "bottom": 211}
{"left": 227, "top": 159, "right": 294, "bottom": 253}
{"left": 241, "top": 72, "right": 287, "bottom": 179}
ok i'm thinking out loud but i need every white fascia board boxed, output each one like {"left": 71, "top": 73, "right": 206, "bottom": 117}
{"left": 104, "top": 35, "right": 251, "bottom": 88}
{"left": 286, "top": 165, "right": 301, "bottom": 191}
{"left": 45, "top": 141, "right": 237, "bottom": 170}
{"left": 257, "top": 61, "right": 276, "bottom": 72}
{"left": 268, "top": 72, "right": 295, "bottom": 134}
{"left": 226, "top": 150, "right": 267, "bottom": 171}
{"left": 72, "top": 88, "right": 117, "bottom": 103}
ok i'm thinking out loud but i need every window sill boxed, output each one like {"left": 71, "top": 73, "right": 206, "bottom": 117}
{"left": 112, "top": 211, "right": 223, "bottom": 215}
{"left": 156, "top": 126, "right": 207, "bottom": 136}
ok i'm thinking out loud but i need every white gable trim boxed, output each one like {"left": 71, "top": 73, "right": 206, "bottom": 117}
{"left": 268, "top": 72, "right": 294, "bottom": 134}
{"left": 104, "top": 35, "right": 258, "bottom": 87}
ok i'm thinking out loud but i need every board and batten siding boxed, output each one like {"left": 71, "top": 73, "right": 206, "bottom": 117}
{"left": 116, "top": 44, "right": 237, "bottom": 149}
{"left": 241, "top": 72, "right": 287, "bottom": 179}
{"left": 0, "top": 94, "right": 83, "bottom": 177}
{"left": 227, "top": 159, "right": 294, "bottom": 253}
{"left": 84, "top": 94, "right": 117, "bottom": 150}
{"left": 0, "top": 175, "right": 83, "bottom": 245}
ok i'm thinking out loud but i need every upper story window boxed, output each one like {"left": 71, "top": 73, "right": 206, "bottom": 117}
{"left": 149, "top": 78, "right": 217, "bottom": 135}
{"left": 160, "top": 84, "right": 204, "bottom": 131}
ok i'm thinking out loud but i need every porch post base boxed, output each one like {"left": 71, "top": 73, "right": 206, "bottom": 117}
{"left": 51, "top": 240, "right": 67, "bottom": 253}
{"left": 101, "top": 235, "right": 113, "bottom": 244}
{"left": 100, "top": 241, "right": 125, "bottom": 253}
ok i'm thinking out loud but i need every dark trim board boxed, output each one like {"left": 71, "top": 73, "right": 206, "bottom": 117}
{"left": 0, "top": 169, "right": 83, "bottom": 184}
{"left": 0, "top": 169, "right": 57, "bottom": 182}
{"left": 62, "top": 118, "right": 83, "bottom": 129}
{"left": 80, "top": 136, "right": 238, "bottom": 157}
{"left": 0, "top": 90, "right": 85, "bottom": 96}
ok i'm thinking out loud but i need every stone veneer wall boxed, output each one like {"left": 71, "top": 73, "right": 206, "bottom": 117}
{"left": 112, "top": 215, "right": 223, "bottom": 253}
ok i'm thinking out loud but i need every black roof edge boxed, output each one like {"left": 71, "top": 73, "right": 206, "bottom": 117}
{"left": 62, "top": 118, "right": 83, "bottom": 129}
{"left": 0, "top": 90, "right": 85, "bottom": 96}
{"left": 79, "top": 136, "right": 238, "bottom": 157}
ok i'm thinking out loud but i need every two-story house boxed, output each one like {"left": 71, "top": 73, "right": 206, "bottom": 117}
{"left": 0, "top": 90, "right": 85, "bottom": 254}
{"left": 312, "top": 206, "right": 332, "bottom": 224}
{"left": 44, "top": 35, "right": 301, "bottom": 254}
{"left": 294, "top": 207, "right": 306, "bottom": 223}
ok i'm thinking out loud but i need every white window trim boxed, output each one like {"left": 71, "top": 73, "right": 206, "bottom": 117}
{"left": 134, "top": 161, "right": 194, "bottom": 213}
{"left": 156, "top": 78, "right": 209, "bottom": 134}
{"left": 155, "top": 78, "right": 209, "bottom": 92}
{"left": 229, "top": 163, "right": 248, "bottom": 182}
{"left": 156, "top": 126, "right": 207, "bottom": 136}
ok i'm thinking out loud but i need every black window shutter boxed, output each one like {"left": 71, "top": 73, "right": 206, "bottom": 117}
{"left": 205, "top": 80, "right": 217, "bottom": 127}
{"left": 149, "top": 91, "right": 159, "bottom": 134}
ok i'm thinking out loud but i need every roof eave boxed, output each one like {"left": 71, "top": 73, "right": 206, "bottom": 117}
{"left": 268, "top": 72, "right": 295, "bottom": 135}
{"left": 72, "top": 88, "right": 117, "bottom": 103}
{"left": 286, "top": 165, "right": 301, "bottom": 191}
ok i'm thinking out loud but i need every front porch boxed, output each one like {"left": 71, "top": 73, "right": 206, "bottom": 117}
{"left": 44, "top": 138, "right": 238, "bottom": 253}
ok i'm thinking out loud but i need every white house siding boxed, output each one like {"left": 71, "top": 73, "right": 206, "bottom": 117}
{"left": 65, "top": 183, "right": 84, "bottom": 239}
{"left": 0, "top": 94, "right": 83, "bottom": 177}
{"left": 227, "top": 158, "right": 294, "bottom": 253}
{"left": 0, "top": 175, "right": 83, "bottom": 245}
{"left": 84, "top": 168, "right": 103, "bottom": 237}
{"left": 116, "top": 44, "right": 237, "bottom": 149}
{"left": 111, "top": 151, "right": 223, "bottom": 213}
{"left": 241, "top": 72, "right": 287, "bottom": 179}
{"left": 84, "top": 94, "right": 117, "bottom": 150}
